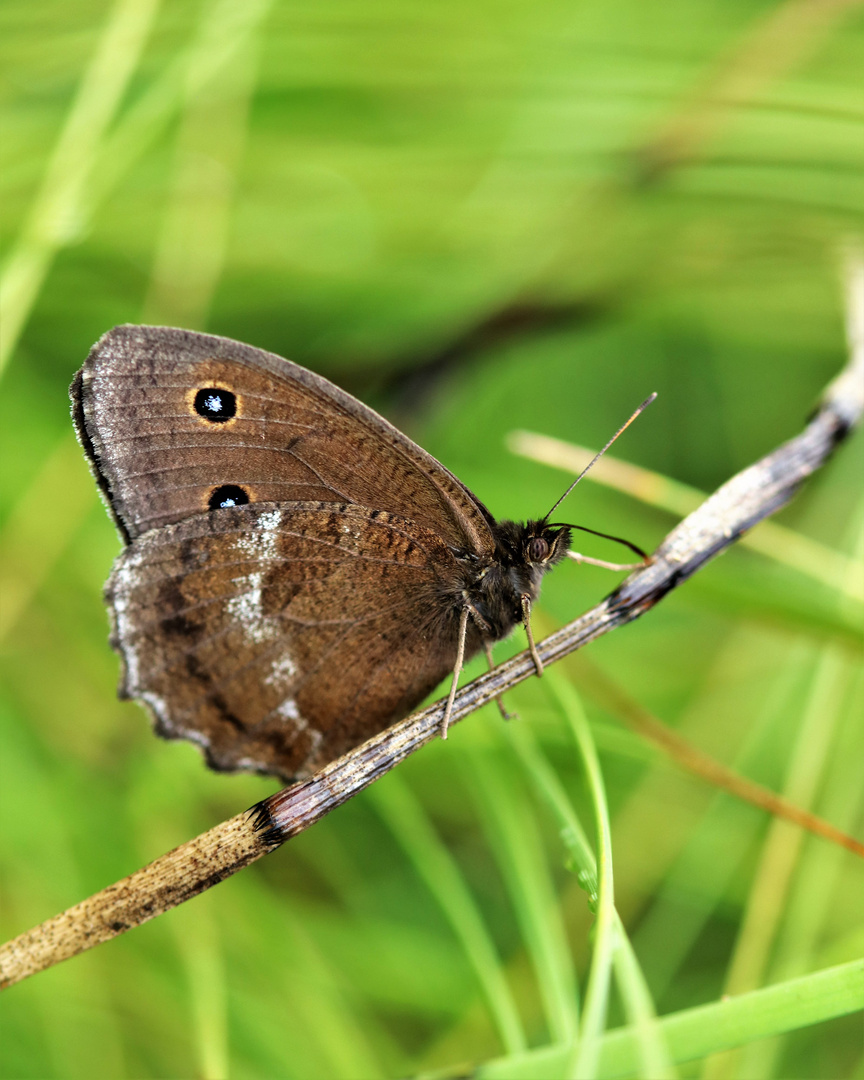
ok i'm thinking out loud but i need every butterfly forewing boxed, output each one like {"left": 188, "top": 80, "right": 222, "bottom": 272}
{"left": 107, "top": 501, "right": 465, "bottom": 778}
{"left": 73, "top": 325, "right": 495, "bottom": 556}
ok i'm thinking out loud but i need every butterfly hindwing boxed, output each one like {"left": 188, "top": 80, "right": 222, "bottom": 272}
{"left": 107, "top": 501, "right": 466, "bottom": 778}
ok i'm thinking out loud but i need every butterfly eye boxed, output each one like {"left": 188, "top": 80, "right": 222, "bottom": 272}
{"left": 528, "top": 536, "right": 550, "bottom": 562}
{"left": 194, "top": 387, "right": 236, "bottom": 422}
{"left": 208, "top": 484, "right": 249, "bottom": 510}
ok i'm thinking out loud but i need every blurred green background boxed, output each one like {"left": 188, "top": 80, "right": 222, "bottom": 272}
{"left": 1, "top": 0, "right": 863, "bottom": 1077}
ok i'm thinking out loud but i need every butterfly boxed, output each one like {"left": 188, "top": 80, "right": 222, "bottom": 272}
{"left": 72, "top": 325, "right": 648, "bottom": 781}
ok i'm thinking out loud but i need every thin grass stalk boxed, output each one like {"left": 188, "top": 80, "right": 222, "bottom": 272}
{"left": 470, "top": 959, "right": 864, "bottom": 1079}
{"left": 627, "top": 639, "right": 818, "bottom": 1006}
{"left": 506, "top": 721, "right": 674, "bottom": 1078}
{"left": 0, "top": 0, "right": 162, "bottom": 374}
{"left": 368, "top": 773, "right": 528, "bottom": 1056}
{"left": 461, "top": 744, "right": 579, "bottom": 1045}
{"left": 547, "top": 673, "right": 618, "bottom": 1079}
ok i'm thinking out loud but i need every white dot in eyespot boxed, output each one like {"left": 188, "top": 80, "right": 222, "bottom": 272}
{"left": 220, "top": 496, "right": 237, "bottom": 508}
{"left": 205, "top": 393, "right": 223, "bottom": 413}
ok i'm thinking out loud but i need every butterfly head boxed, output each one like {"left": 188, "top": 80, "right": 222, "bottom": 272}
{"left": 491, "top": 519, "right": 572, "bottom": 593}
{"left": 467, "top": 519, "right": 570, "bottom": 637}
{"left": 521, "top": 520, "right": 573, "bottom": 568}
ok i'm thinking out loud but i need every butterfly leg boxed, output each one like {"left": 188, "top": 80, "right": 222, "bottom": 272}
{"left": 566, "top": 550, "right": 646, "bottom": 572}
{"left": 440, "top": 605, "right": 470, "bottom": 740}
{"left": 483, "top": 640, "right": 518, "bottom": 721}
{"left": 520, "top": 594, "right": 544, "bottom": 676}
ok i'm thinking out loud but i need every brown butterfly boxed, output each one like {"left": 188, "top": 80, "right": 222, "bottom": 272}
{"left": 71, "top": 325, "right": 649, "bottom": 781}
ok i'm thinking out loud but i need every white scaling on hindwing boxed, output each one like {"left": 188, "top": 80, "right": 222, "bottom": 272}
{"left": 110, "top": 546, "right": 172, "bottom": 731}
{"left": 265, "top": 651, "right": 298, "bottom": 688}
{"left": 227, "top": 509, "right": 284, "bottom": 643}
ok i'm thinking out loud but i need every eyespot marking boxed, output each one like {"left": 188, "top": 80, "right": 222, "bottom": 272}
{"left": 208, "top": 485, "right": 249, "bottom": 510}
{"left": 194, "top": 387, "right": 237, "bottom": 422}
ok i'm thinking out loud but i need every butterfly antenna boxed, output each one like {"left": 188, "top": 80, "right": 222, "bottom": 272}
{"left": 542, "top": 392, "right": 657, "bottom": 521}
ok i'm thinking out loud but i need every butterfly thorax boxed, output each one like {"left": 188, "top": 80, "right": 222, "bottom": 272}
{"left": 454, "top": 519, "right": 572, "bottom": 641}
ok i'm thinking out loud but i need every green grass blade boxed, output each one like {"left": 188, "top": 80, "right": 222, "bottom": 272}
{"left": 507, "top": 719, "right": 674, "bottom": 1079}
{"left": 474, "top": 959, "right": 864, "bottom": 1080}
{"left": 140, "top": 0, "right": 267, "bottom": 329}
{"left": 628, "top": 637, "right": 817, "bottom": 1007}
{"left": 170, "top": 895, "right": 229, "bottom": 1080}
{"left": 461, "top": 740, "right": 579, "bottom": 1046}
{"left": 0, "top": 435, "right": 97, "bottom": 643}
{"left": 0, "top": 0, "right": 162, "bottom": 374}
{"left": 718, "top": 647, "right": 855, "bottom": 998}
{"left": 543, "top": 672, "right": 617, "bottom": 1079}
{"left": 739, "top": 664, "right": 864, "bottom": 1079}
{"left": 610, "top": 933, "right": 676, "bottom": 1080}
{"left": 505, "top": 720, "right": 597, "bottom": 907}
{"left": 710, "top": 506, "right": 864, "bottom": 1079}
{"left": 82, "top": 0, "right": 274, "bottom": 234}
{"left": 368, "top": 772, "right": 528, "bottom": 1055}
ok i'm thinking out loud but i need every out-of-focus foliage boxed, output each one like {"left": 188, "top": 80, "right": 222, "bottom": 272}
{"left": 1, "top": 0, "right": 862, "bottom": 1077}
